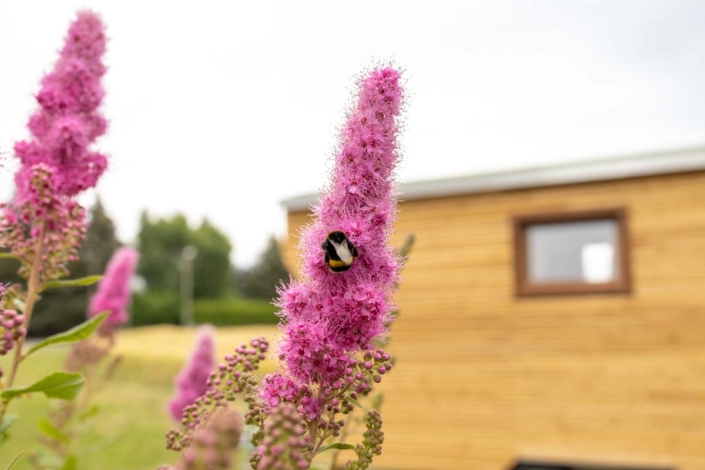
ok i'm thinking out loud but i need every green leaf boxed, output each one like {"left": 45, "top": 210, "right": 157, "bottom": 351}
{"left": 370, "top": 392, "right": 384, "bottom": 411}
{"left": 348, "top": 398, "right": 366, "bottom": 411}
{"left": 40, "top": 275, "right": 103, "bottom": 293}
{"left": 316, "top": 442, "right": 356, "bottom": 455}
{"left": 32, "top": 449, "right": 64, "bottom": 469}
{"left": 12, "top": 298, "right": 25, "bottom": 313}
{"left": 38, "top": 418, "right": 70, "bottom": 444}
{"left": 0, "top": 415, "right": 18, "bottom": 442}
{"left": 2, "top": 372, "right": 85, "bottom": 402}
{"left": 77, "top": 404, "right": 100, "bottom": 422}
{"left": 59, "top": 455, "right": 77, "bottom": 470}
{"left": 3, "top": 451, "right": 23, "bottom": 470}
{"left": 0, "top": 253, "right": 22, "bottom": 262}
{"left": 26, "top": 312, "right": 109, "bottom": 358}
{"left": 79, "top": 434, "right": 122, "bottom": 456}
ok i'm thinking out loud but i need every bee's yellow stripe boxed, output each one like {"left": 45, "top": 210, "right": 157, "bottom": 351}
{"left": 328, "top": 259, "right": 347, "bottom": 268}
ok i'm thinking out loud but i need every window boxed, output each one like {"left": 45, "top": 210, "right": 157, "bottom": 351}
{"left": 513, "top": 208, "right": 631, "bottom": 296}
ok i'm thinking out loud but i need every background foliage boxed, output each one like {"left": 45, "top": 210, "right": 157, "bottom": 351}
{"left": 137, "top": 213, "right": 232, "bottom": 299}
{"left": 233, "top": 236, "right": 290, "bottom": 300}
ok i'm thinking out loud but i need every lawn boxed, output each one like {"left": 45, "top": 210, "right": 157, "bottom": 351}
{"left": 0, "top": 324, "right": 280, "bottom": 470}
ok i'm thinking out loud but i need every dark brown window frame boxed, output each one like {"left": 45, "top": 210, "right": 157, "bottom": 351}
{"left": 513, "top": 207, "right": 631, "bottom": 297}
{"left": 510, "top": 460, "right": 674, "bottom": 470}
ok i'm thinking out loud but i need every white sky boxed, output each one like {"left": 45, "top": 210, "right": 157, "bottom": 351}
{"left": 1, "top": 1, "right": 705, "bottom": 267}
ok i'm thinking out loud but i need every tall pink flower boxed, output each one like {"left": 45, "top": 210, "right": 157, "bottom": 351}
{"left": 168, "top": 326, "right": 216, "bottom": 422}
{"left": 272, "top": 67, "right": 403, "bottom": 391}
{"left": 88, "top": 247, "right": 139, "bottom": 329}
{"left": 14, "top": 10, "right": 108, "bottom": 200}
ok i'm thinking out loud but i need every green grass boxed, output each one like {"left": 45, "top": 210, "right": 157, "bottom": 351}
{"left": 0, "top": 324, "right": 279, "bottom": 470}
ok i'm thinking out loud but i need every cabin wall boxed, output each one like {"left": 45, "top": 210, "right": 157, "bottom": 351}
{"left": 281, "top": 170, "right": 705, "bottom": 470}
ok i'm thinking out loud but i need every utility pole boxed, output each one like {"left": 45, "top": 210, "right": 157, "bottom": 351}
{"left": 180, "top": 245, "right": 198, "bottom": 326}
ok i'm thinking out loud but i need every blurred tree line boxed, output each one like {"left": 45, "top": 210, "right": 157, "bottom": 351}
{"left": 137, "top": 212, "right": 289, "bottom": 300}
{"left": 0, "top": 201, "right": 290, "bottom": 335}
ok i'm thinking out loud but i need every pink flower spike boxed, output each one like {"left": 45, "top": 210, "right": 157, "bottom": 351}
{"left": 274, "top": 66, "right": 404, "bottom": 386}
{"left": 168, "top": 326, "right": 216, "bottom": 422}
{"left": 14, "top": 10, "right": 108, "bottom": 200}
{"left": 88, "top": 247, "right": 139, "bottom": 329}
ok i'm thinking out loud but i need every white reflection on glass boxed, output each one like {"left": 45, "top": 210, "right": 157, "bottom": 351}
{"left": 526, "top": 219, "right": 619, "bottom": 284}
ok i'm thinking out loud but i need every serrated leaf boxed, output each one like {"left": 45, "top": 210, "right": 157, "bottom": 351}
{"left": 316, "top": 442, "right": 356, "bottom": 455}
{"left": 38, "top": 418, "right": 70, "bottom": 444}
{"left": 26, "top": 312, "right": 109, "bottom": 358}
{"left": 40, "top": 275, "right": 103, "bottom": 293}
{"left": 3, "top": 451, "right": 24, "bottom": 470}
{"left": 2, "top": 372, "right": 85, "bottom": 401}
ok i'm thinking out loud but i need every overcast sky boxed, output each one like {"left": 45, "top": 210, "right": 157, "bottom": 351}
{"left": 1, "top": 1, "right": 705, "bottom": 267}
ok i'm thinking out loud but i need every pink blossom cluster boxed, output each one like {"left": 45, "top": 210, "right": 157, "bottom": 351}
{"left": 267, "top": 67, "right": 403, "bottom": 401}
{"left": 1, "top": 11, "right": 108, "bottom": 284}
{"left": 88, "top": 246, "right": 139, "bottom": 331}
{"left": 14, "top": 10, "right": 108, "bottom": 200}
{"left": 167, "top": 326, "right": 216, "bottom": 422}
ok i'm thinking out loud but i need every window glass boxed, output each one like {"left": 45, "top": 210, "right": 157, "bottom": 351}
{"left": 526, "top": 219, "right": 619, "bottom": 284}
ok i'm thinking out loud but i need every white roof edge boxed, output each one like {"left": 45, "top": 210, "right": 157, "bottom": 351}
{"left": 281, "top": 145, "right": 705, "bottom": 212}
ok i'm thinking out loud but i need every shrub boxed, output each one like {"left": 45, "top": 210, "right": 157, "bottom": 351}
{"left": 130, "top": 293, "right": 279, "bottom": 327}
{"left": 132, "top": 291, "right": 180, "bottom": 326}
{"left": 194, "top": 297, "right": 278, "bottom": 326}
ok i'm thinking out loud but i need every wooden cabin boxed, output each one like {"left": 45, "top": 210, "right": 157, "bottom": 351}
{"left": 280, "top": 146, "right": 705, "bottom": 470}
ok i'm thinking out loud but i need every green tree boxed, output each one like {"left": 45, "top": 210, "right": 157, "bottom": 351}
{"left": 192, "top": 220, "right": 232, "bottom": 298}
{"left": 137, "top": 213, "right": 232, "bottom": 298}
{"left": 234, "top": 235, "right": 290, "bottom": 300}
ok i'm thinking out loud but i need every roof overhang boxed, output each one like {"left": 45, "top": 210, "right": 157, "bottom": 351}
{"left": 281, "top": 145, "right": 705, "bottom": 212}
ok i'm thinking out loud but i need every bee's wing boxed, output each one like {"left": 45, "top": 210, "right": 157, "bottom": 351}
{"left": 349, "top": 242, "right": 359, "bottom": 257}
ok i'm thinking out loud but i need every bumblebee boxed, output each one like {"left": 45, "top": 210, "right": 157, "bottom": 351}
{"left": 321, "top": 231, "right": 359, "bottom": 273}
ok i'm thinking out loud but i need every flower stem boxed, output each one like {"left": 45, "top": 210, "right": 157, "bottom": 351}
{"left": 0, "top": 222, "right": 46, "bottom": 421}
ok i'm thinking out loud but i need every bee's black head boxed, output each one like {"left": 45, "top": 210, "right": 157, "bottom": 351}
{"left": 327, "top": 231, "right": 348, "bottom": 244}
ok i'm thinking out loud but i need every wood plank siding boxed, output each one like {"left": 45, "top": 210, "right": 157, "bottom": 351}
{"left": 280, "top": 170, "right": 705, "bottom": 470}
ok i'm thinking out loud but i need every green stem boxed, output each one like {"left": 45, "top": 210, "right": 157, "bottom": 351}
{"left": 329, "top": 414, "right": 353, "bottom": 470}
{"left": 0, "top": 222, "right": 46, "bottom": 421}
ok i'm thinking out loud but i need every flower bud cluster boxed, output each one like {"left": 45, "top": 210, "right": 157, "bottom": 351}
{"left": 251, "top": 403, "right": 312, "bottom": 470}
{"left": 0, "top": 309, "right": 26, "bottom": 357}
{"left": 0, "top": 285, "right": 26, "bottom": 378}
{"left": 0, "top": 164, "right": 87, "bottom": 284}
{"left": 344, "top": 411, "right": 384, "bottom": 470}
{"left": 177, "top": 409, "right": 243, "bottom": 470}
{"left": 166, "top": 337, "right": 269, "bottom": 452}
